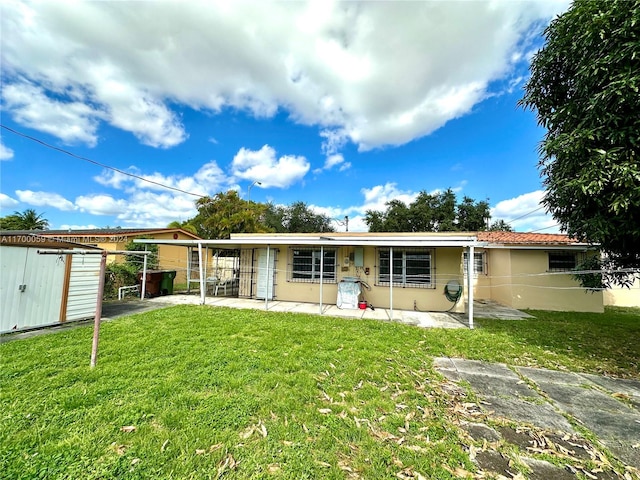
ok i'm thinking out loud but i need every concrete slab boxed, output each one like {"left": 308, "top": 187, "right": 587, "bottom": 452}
{"left": 436, "top": 357, "right": 640, "bottom": 469}
{"left": 517, "top": 366, "right": 588, "bottom": 387}
{"left": 536, "top": 382, "right": 632, "bottom": 415}
{"left": 580, "top": 373, "right": 640, "bottom": 400}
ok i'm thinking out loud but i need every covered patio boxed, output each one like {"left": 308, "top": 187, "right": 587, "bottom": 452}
{"left": 135, "top": 232, "right": 484, "bottom": 327}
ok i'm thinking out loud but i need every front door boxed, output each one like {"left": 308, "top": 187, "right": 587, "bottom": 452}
{"left": 256, "top": 249, "right": 275, "bottom": 300}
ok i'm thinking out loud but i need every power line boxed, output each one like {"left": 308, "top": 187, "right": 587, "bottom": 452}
{"left": 506, "top": 205, "right": 545, "bottom": 225}
{"left": 525, "top": 222, "right": 561, "bottom": 233}
{"left": 1, "top": 124, "right": 206, "bottom": 198}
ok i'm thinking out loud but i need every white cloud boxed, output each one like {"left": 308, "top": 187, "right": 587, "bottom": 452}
{"left": 15, "top": 189, "right": 77, "bottom": 211}
{"left": 94, "top": 161, "right": 228, "bottom": 196}
{"left": 0, "top": 142, "right": 14, "bottom": 160}
{"left": 1, "top": 0, "right": 569, "bottom": 151}
{"left": 75, "top": 194, "right": 129, "bottom": 216}
{"left": 313, "top": 153, "right": 351, "bottom": 174}
{"left": 0, "top": 193, "right": 19, "bottom": 210}
{"left": 232, "top": 145, "right": 309, "bottom": 188}
{"left": 2, "top": 82, "right": 102, "bottom": 146}
{"left": 491, "top": 190, "right": 559, "bottom": 232}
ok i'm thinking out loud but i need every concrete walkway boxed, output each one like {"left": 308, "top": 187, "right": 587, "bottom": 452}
{"left": 435, "top": 357, "right": 640, "bottom": 473}
{"left": 144, "top": 293, "right": 468, "bottom": 329}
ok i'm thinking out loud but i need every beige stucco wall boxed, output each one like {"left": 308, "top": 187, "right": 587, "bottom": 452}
{"left": 604, "top": 278, "right": 640, "bottom": 307}
{"left": 244, "top": 245, "right": 465, "bottom": 313}
{"left": 492, "top": 249, "right": 603, "bottom": 312}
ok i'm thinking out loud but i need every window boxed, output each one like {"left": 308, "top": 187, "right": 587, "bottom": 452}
{"left": 463, "top": 252, "right": 485, "bottom": 275}
{"left": 377, "top": 248, "right": 432, "bottom": 288}
{"left": 289, "top": 248, "right": 336, "bottom": 282}
{"left": 548, "top": 252, "right": 576, "bottom": 271}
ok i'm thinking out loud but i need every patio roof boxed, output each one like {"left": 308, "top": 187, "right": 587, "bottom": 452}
{"left": 133, "top": 232, "right": 483, "bottom": 249}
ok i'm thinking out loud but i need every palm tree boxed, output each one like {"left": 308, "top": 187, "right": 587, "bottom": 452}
{"left": 12, "top": 209, "right": 49, "bottom": 230}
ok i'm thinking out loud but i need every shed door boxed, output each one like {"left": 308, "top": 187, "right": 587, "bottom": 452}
{"left": 256, "top": 249, "right": 275, "bottom": 300}
{"left": 0, "top": 246, "right": 66, "bottom": 332}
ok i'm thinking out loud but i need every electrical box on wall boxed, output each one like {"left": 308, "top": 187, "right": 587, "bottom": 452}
{"left": 354, "top": 247, "right": 364, "bottom": 267}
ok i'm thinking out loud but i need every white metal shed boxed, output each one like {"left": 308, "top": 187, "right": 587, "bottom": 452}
{"left": 0, "top": 233, "right": 102, "bottom": 333}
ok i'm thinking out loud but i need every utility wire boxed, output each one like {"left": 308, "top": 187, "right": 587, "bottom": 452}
{"left": 506, "top": 205, "right": 545, "bottom": 225}
{"left": 1, "top": 124, "right": 206, "bottom": 198}
{"left": 526, "top": 223, "right": 561, "bottom": 233}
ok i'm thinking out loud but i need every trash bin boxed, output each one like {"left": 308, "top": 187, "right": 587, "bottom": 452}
{"left": 160, "top": 270, "right": 177, "bottom": 295}
{"left": 138, "top": 270, "right": 163, "bottom": 298}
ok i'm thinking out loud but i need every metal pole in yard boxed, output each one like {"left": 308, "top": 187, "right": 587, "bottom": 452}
{"left": 91, "top": 250, "right": 108, "bottom": 368}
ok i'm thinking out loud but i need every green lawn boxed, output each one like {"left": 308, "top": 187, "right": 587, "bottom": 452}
{"left": 1, "top": 306, "right": 638, "bottom": 479}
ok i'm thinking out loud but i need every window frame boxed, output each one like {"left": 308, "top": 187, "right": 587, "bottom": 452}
{"left": 376, "top": 248, "right": 433, "bottom": 288}
{"left": 548, "top": 251, "right": 577, "bottom": 272}
{"left": 288, "top": 247, "right": 337, "bottom": 283}
{"left": 463, "top": 251, "right": 486, "bottom": 276}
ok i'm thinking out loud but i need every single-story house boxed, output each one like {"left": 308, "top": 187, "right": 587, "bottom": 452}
{"left": 36, "top": 228, "right": 201, "bottom": 285}
{"left": 135, "top": 231, "right": 604, "bottom": 318}
{"left": 472, "top": 232, "right": 603, "bottom": 313}
{"left": 1, "top": 232, "right": 103, "bottom": 333}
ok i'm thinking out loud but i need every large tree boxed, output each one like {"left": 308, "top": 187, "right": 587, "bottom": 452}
{"left": 364, "top": 189, "right": 496, "bottom": 232}
{"left": 263, "top": 201, "right": 335, "bottom": 233}
{"left": 190, "top": 190, "right": 268, "bottom": 239}
{"left": 520, "top": 0, "right": 640, "bottom": 276}
{"left": 0, "top": 209, "right": 49, "bottom": 230}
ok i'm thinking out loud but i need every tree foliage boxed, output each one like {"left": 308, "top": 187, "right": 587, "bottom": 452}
{"left": 167, "top": 220, "right": 198, "bottom": 235}
{"left": 0, "top": 209, "right": 49, "bottom": 230}
{"left": 190, "top": 190, "right": 269, "bottom": 239}
{"left": 263, "top": 201, "right": 335, "bottom": 233}
{"left": 520, "top": 0, "right": 640, "bottom": 277}
{"left": 364, "top": 189, "right": 496, "bottom": 232}
{"left": 124, "top": 237, "right": 159, "bottom": 271}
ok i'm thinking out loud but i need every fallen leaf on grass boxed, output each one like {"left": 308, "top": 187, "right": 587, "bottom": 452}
{"left": 110, "top": 442, "right": 127, "bottom": 455}
{"left": 267, "top": 463, "right": 280, "bottom": 473}
{"left": 612, "top": 392, "right": 631, "bottom": 400}
{"left": 131, "top": 458, "right": 141, "bottom": 465}
{"left": 120, "top": 426, "right": 136, "bottom": 433}
{"left": 195, "top": 449, "right": 206, "bottom": 455}
{"left": 161, "top": 439, "right": 169, "bottom": 452}
{"left": 318, "top": 408, "right": 332, "bottom": 414}
{"left": 316, "top": 461, "right": 332, "bottom": 468}
{"left": 217, "top": 454, "right": 238, "bottom": 474}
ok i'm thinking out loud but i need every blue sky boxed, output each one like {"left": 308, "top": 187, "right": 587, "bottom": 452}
{"left": 0, "top": 0, "right": 569, "bottom": 232}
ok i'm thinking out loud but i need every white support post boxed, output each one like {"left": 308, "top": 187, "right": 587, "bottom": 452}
{"left": 198, "top": 242, "right": 205, "bottom": 305}
{"left": 319, "top": 246, "right": 324, "bottom": 315}
{"left": 140, "top": 251, "right": 148, "bottom": 299}
{"left": 389, "top": 248, "right": 394, "bottom": 321}
{"left": 186, "top": 247, "right": 191, "bottom": 293}
{"left": 265, "top": 245, "right": 270, "bottom": 311}
{"left": 468, "top": 245, "right": 474, "bottom": 329}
